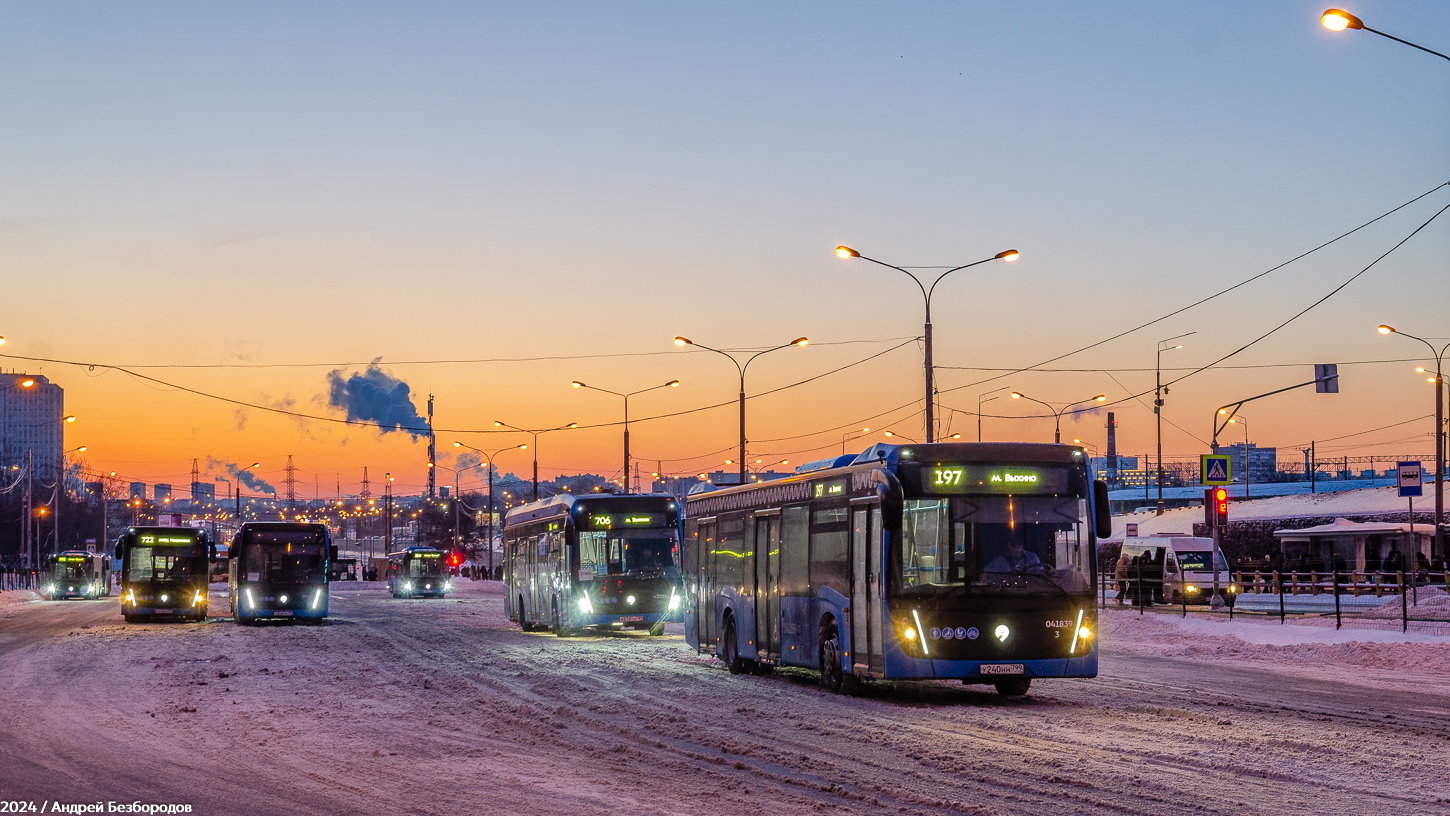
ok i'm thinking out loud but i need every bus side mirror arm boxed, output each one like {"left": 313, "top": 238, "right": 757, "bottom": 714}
{"left": 1092, "top": 480, "right": 1112, "bottom": 539}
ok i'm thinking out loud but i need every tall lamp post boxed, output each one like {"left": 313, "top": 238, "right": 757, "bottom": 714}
{"left": 841, "top": 427, "right": 871, "bottom": 455}
{"left": 454, "top": 441, "right": 529, "bottom": 576}
{"left": 977, "top": 386, "right": 1010, "bottom": 442}
{"left": 1009, "top": 392, "right": 1106, "bottom": 444}
{"left": 1379, "top": 325, "right": 1447, "bottom": 558}
{"left": 1156, "top": 334, "right": 1193, "bottom": 516}
{"left": 836, "top": 246, "right": 1019, "bottom": 441}
{"left": 674, "top": 335, "right": 808, "bottom": 484}
{"left": 1226, "top": 416, "right": 1252, "bottom": 499}
{"left": 571, "top": 379, "right": 679, "bottom": 493}
{"left": 492, "top": 421, "right": 576, "bottom": 501}
{"left": 57, "top": 444, "right": 86, "bottom": 554}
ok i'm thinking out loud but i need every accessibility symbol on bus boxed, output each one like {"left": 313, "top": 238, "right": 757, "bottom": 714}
{"left": 1398, "top": 461, "right": 1423, "bottom": 497}
{"left": 966, "top": 627, "right": 979, "bottom": 640}
{"left": 1200, "top": 454, "right": 1231, "bottom": 486}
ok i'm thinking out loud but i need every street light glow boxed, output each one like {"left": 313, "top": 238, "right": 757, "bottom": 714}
{"left": 1321, "top": 8, "right": 1363, "bottom": 31}
{"left": 835, "top": 246, "right": 859, "bottom": 258}
{"left": 996, "top": 249, "right": 1020, "bottom": 262}
{"left": 793, "top": 337, "right": 809, "bottom": 346}
{"left": 64, "top": 415, "right": 76, "bottom": 423}
{"left": 20, "top": 379, "right": 33, "bottom": 388}
{"left": 667, "top": 380, "right": 680, "bottom": 387}
{"left": 1094, "top": 395, "right": 1107, "bottom": 402}
{"left": 1010, "top": 392, "right": 1023, "bottom": 399}
{"left": 1378, "top": 325, "right": 1395, "bottom": 334}
{"left": 673, "top": 336, "right": 691, "bottom": 346}
{"left": 571, "top": 381, "right": 584, "bottom": 388}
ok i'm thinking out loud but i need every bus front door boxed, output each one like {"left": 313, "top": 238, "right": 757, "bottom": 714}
{"left": 753, "top": 513, "right": 781, "bottom": 661}
{"left": 851, "top": 503, "right": 885, "bottom": 675}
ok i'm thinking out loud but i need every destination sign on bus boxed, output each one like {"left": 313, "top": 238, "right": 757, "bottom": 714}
{"left": 922, "top": 464, "right": 1069, "bottom": 495}
{"left": 585, "top": 514, "right": 664, "bottom": 529}
{"left": 812, "top": 480, "right": 847, "bottom": 499}
{"left": 414, "top": 552, "right": 441, "bottom": 558}
{"left": 138, "top": 533, "right": 197, "bottom": 546}
{"left": 57, "top": 555, "right": 87, "bottom": 563}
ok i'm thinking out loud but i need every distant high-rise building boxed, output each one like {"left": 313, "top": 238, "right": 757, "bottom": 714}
{"left": 1224, "top": 443, "right": 1277, "bottom": 483}
{"left": 130, "top": 482, "right": 147, "bottom": 500}
{"left": 0, "top": 373, "right": 64, "bottom": 479}
{"left": 154, "top": 484, "right": 172, "bottom": 502}
{"left": 190, "top": 482, "right": 216, "bottom": 502}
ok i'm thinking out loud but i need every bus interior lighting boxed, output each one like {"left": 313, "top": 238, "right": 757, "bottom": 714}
{"left": 911, "top": 609, "right": 929, "bottom": 657}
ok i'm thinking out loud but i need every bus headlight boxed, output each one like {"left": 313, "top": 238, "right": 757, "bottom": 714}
{"left": 193, "top": 591, "right": 206, "bottom": 607}
{"left": 404, "top": 581, "right": 412, "bottom": 592}
{"left": 994, "top": 624, "right": 1010, "bottom": 643}
{"left": 1184, "top": 584, "right": 1199, "bottom": 594}
{"left": 160, "top": 593, "right": 169, "bottom": 603}
{"left": 279, "top": 594, "right": 289, "bottom": 604}
{"left": 626, "top": 595, "right": 636, "bottom": 605}
{"left": 46, "top": 584, "right": 56, "bottom": 594}
{"left": 1229, "top": 584, "right": 1239, "bottom": 594}
{"left": 667, "top": 591, "right": 680, "bottom": 611}
{"left": 578, "top": 596, "right": 594, "bottom": 614}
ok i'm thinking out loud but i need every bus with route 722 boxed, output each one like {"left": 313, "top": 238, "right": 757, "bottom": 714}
{"left": 684, "top": 442, "right": 1112, "bottom": 696}
{"left": 228, "top": 521, "right": 334, "bottom": 624}
{"left": 504, "top": 494, "right": 682, "bottom": 636}
{"left": 118, "top": 526, "right": 213, "bottom": 622}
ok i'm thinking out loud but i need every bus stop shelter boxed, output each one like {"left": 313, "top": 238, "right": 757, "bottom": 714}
{"left": 1273, "top": 518, "right": 1433, "bottom": 574}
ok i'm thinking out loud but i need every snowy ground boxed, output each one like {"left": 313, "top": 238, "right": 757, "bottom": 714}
{"left": 2, "top": 582, "right": 1449, "bottom": 815}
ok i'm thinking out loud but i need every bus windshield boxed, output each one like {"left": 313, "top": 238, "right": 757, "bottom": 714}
{"left": 54, "top": 561, "right": 91, "bottom": 581}
{"left": 408, "top": 555, "right": 445, "bottom": 578}
{"left": 894, "top": 495, "right": 1093, "bottom": 598}
{"left": 580, "top": 529, "right": 678, "bottom": 579}
{"left": 244, "top": 531, "right": 326, "bottom": 584}
{"left": 127, "top": 547, "right": 204, "bottom": 582}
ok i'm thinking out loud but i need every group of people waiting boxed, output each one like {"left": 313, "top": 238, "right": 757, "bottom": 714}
{"left": 1113, "top": 551, "right": 1163, "bottom": 606}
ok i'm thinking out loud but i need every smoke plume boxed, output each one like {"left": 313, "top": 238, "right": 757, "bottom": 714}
{"left": 206, "top": 456, "right": 276, "bottom": 494}
{"left": 325, "top": 361, "right": 428, "bottom": 439}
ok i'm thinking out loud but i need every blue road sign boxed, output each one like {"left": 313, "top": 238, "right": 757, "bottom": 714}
{"left": 1397, "top": 461, "right": 1423, "bottom": 497}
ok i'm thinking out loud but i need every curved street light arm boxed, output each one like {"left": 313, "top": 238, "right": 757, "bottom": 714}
{"left": 1362, "top": 24, "right": 1450, "bottom": 62}
{"left": 924, "top": 254, "right": 1010, "bottom": 308}
{"left": 741, "top": 341, "right": 805, "bottom": 378}
{"left": 853, "top": 254, "right": 929, "bottom": 309}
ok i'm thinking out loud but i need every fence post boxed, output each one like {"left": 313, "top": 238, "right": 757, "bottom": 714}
{"left": 1277, "top": 570, "right": 1286, "bottom": 624}
{"left": 1333, "top": 567, "right": 1341, "bottom": 630}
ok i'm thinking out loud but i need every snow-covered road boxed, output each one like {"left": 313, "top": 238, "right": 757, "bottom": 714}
{"left": 2, "top": 582, "right": 1447, "bottom": 815}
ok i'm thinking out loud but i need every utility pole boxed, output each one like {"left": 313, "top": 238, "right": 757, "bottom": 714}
{"left": 427, "top": 395, "right": 436, "bottom": 500}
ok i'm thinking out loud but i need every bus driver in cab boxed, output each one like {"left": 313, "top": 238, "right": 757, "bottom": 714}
{"left": 985, "top": 537, "right": 1042, "bottom": 573}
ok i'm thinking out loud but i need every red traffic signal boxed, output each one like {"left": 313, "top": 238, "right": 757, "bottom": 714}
{"left": 447, "top": 550, "right": 463, "bottom": 567}
{"left": 1213, "top": 487, "right": 1229, "bottom": 525}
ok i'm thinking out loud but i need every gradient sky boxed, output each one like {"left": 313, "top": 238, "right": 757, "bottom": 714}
{"left": 2, "top": 1, "right": 1447, "bottom": 496}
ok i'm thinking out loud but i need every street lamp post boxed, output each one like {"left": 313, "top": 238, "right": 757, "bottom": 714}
{"left": 1227, "top": 416, "right": 1252, "bottom": 499}
{"left": 571, "top": 379, "right": 679, "bottom": 493}
{"left": 1379, "top": 325, "right": 1448, "bottom": 558}
{"left": 1156, "top": 334, "right": 1193, "bottom": 516}
{"left": 492, "top": 422, "right": 576, "bottom": 501}
{"left": 836, "top": 246, "right": 1019, "bottom": 442}
{"left": 455, "top": 441, "right": 528, "bottom": 577}
{"left": 841, "top": 427, "right": 871, "bottom": 455}
{"left": 1009, "top": 392, "right": 1107, "bottom": 444}
{"left": 57, "top": 444, "right": 86, "bottom": 554}
{"left": 674, "top": 336, "right": 808, "bottom": 484}
{"left": 977, "top": 386, "right": 1010, "bottom": 442}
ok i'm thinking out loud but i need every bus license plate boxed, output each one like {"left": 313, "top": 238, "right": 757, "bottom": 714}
{"left": 980, "top": 663, "right": 1024, "bottom": 675}
{"left": 621, "top": 615, "right": 644, "bottom": 622}
{"left": 274, "top": 610, "right": 293, "bottom": 617}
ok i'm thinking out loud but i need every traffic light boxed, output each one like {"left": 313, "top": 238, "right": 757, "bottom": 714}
{"left": 447, "top": 550, "right": 463, "bottom": 568}
{"left": 1213, "top": 487, "right": 1229, "bottom": 528}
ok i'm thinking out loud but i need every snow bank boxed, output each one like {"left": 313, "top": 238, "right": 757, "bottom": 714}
{"left": 1100, "top": 606, "right": 1450, "bottom": 680}
{"left": 0, "top": 589, "right": 41, "bottom": 607}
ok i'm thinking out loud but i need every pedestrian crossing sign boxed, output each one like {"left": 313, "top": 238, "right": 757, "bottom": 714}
{"left": 1200, "top": 454, "right": 1231, "bottom": 485}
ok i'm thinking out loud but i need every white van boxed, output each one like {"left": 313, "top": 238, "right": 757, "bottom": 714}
{"left": 1119, "top": 536, "right": 1232, "bottom": 603}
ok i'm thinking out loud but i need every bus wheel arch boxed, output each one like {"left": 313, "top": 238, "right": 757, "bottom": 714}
{"left": 721, "top": 611, "right": 752, "bottom": 675}
{"left": 818, "top": 615, "right": 851, "bottom": 694}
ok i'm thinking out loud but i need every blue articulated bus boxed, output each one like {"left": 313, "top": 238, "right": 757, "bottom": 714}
{"left": 684, "top": 442, "right": 1112, "bottom": 696}
{"left": 228, "top": 521, "right": 333, "bottom": 625}
{"left": 504, "top": 494, "right": 682, "bottom": 636}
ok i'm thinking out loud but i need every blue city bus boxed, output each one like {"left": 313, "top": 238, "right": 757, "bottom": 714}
{"left": 504, "top": 494, "right": 682, "bottom": 636}
{"left": 43, "top": 550, "right": 111, "bottom": 600}
{"left": 683, "top": 442, "right": 1112, "bottom": 696}
{"left": 118, "top": 527, "right": 212, "bottom": 622}
{"left": 387, "top": 547, "right": 451, "bottom": 598}
{"left": 228, "top": 521, "right": 333, "bottom": 625}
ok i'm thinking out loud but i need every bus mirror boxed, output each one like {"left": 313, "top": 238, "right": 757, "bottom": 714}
{"left": 1092, "top": 480, "right": 1112, "bottom": 539}
{"left": 209, "top": 542, "right": 218, "bottom": 563}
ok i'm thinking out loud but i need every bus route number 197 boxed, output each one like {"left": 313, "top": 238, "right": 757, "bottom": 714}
{"left": 934, "top": 468, "right": 963, "bottom": 486}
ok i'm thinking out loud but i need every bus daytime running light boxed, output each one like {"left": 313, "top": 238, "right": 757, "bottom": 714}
{"left": 911, "top": 609, "right": 929, "bottom": 657}
{"left": 578, "top": 596, "right": 594, "bottom": 614}
{"left": 160, "top": 594, "right": 169, "bottom": 603}
{"left": 1069, "top": 609, "right": 1085, "bottom": 654}
{"left": 1184, "top": 584, "right": 1199, "bottom": 594}
{"left": 626, "top": 595, "right": 636, "bottom": 605}
{"left": 667, "top": 590, "right": 680, "bottom": 611}
{"left": 310, "top": 589, "right": 323, "bottom": 610}
{"left": 994, "top": 624, "right": 1010, "bottom": 643}
{"left": 193, "top": 591, "right": 205, "bottom": 607}
{"left": 244, "top": 589, "right": 255, "bottom": 610}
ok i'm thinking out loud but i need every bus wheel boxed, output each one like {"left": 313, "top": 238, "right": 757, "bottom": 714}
{"left": 518, "top": 597, "right": 533, "bottom": 631}
{"left": 722, "top": 617, "right": 751, "bottom": 675}
{"left": 551, "top": 599, "right": 569, "bottom": 637}
{"left": 994, "top": 678, "right": 1031, "bottom": 697}
{"left": 819, "top": 622, "right": 849, "bottom": 693}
